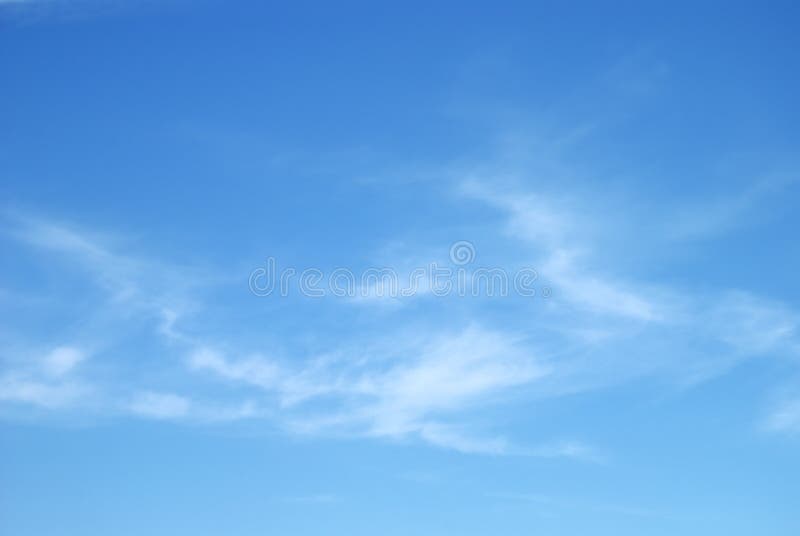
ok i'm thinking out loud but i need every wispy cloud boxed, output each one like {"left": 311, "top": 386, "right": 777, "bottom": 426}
{"left": 189, "top": 348, "right": 281, "bottom": 390}
{"left": 0, "top": 345, "right": 89, "bottom": 408}
{"left": 765, "top": 398, "right": 800, "bottom": 435}
{"left": 707, "top": 292, "right": 799, "bottom": 357}
{"left": 0, "top": 376, "right": 87, "bottom": 408}
{"left": 666, "top": 173, "right": 800, "bottom": 241}
{"left": 42, "top": 346, "right": 86, "bottom": 377}
{"left": 128, "top": 391, "right": 191, "bottom": 420}
{"left": 2, "top": 152, "right": 799, "bottom": 457}
{"left": 459, "top": 172, "right": 800, "bottom": 381}
{"left": 460, "top": 178, "right": 661, "bottom": 322}
{"left": 185, "top": 325, "right": 556, "bottom": 454}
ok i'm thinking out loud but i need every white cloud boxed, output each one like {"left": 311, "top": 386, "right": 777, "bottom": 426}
{"left": 128, "top": 391, "right": 190, "bottom": 419}
{"left": 0, "top": 345, "right": 90, "bottom": 408}
{"left": 460, "top": 178, "right": 570, "bottom": 248}
{"left": 126, "top": 389, "right": 262, "bottom": 423}
{"left": 189, "top": 348, "right": 281, "bottom": 390}
{"left": 0, "top": 376, "right": 85, "bottom": 408}
{"left": 765, "top": 398, "right": 800, "bottom": 434}
{"left": 666, "top": 174, "right": 799, "bottom": 241}
{"left": 528, "top": 440, "right": 601, "bottom": 461}
{"left": 42, "top": 346, "right": 86, "bottom": 377}
{"left": 460, "top": 178, "right": 660, "bottom": 322}
{"left": 416, "top": 423, "right": 510, "bottom": 455}
{"left": 708, "top": 292, "right": 799, "bottom": 356}
{"left": 5, "top": 213, "right": 203, "bottom": 340}
{"left": 542, "top": 249, "right": 659, "bottom": 321}
{"left": 187, "top": 326, "right": 551, "bottom": 453}
{"left": 361, "top": 326, "right": 545, "bottom": 435}
{"left": 4, "top": 171, "right": 800, "bottom": 458}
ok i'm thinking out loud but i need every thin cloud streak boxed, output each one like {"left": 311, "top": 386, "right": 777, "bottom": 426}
{"left": 2, "top": 163, "right": 800, "bottom": 456}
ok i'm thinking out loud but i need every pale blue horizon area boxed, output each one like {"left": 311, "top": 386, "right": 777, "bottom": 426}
{"left": 1, "top": 1, "right": 799, "bottom": 535}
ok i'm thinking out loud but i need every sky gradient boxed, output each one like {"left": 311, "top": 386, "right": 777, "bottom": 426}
{"left": 1, "top": 1, "right": 800, "bottom": 534}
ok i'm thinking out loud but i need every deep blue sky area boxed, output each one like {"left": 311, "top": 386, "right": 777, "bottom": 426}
{"left": 2, "top": 2, "right": 800, "bottom": 535}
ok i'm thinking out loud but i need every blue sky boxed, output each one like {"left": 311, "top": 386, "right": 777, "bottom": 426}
{"left": 2, "top": 1, "right": 800, "bottom": 534}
